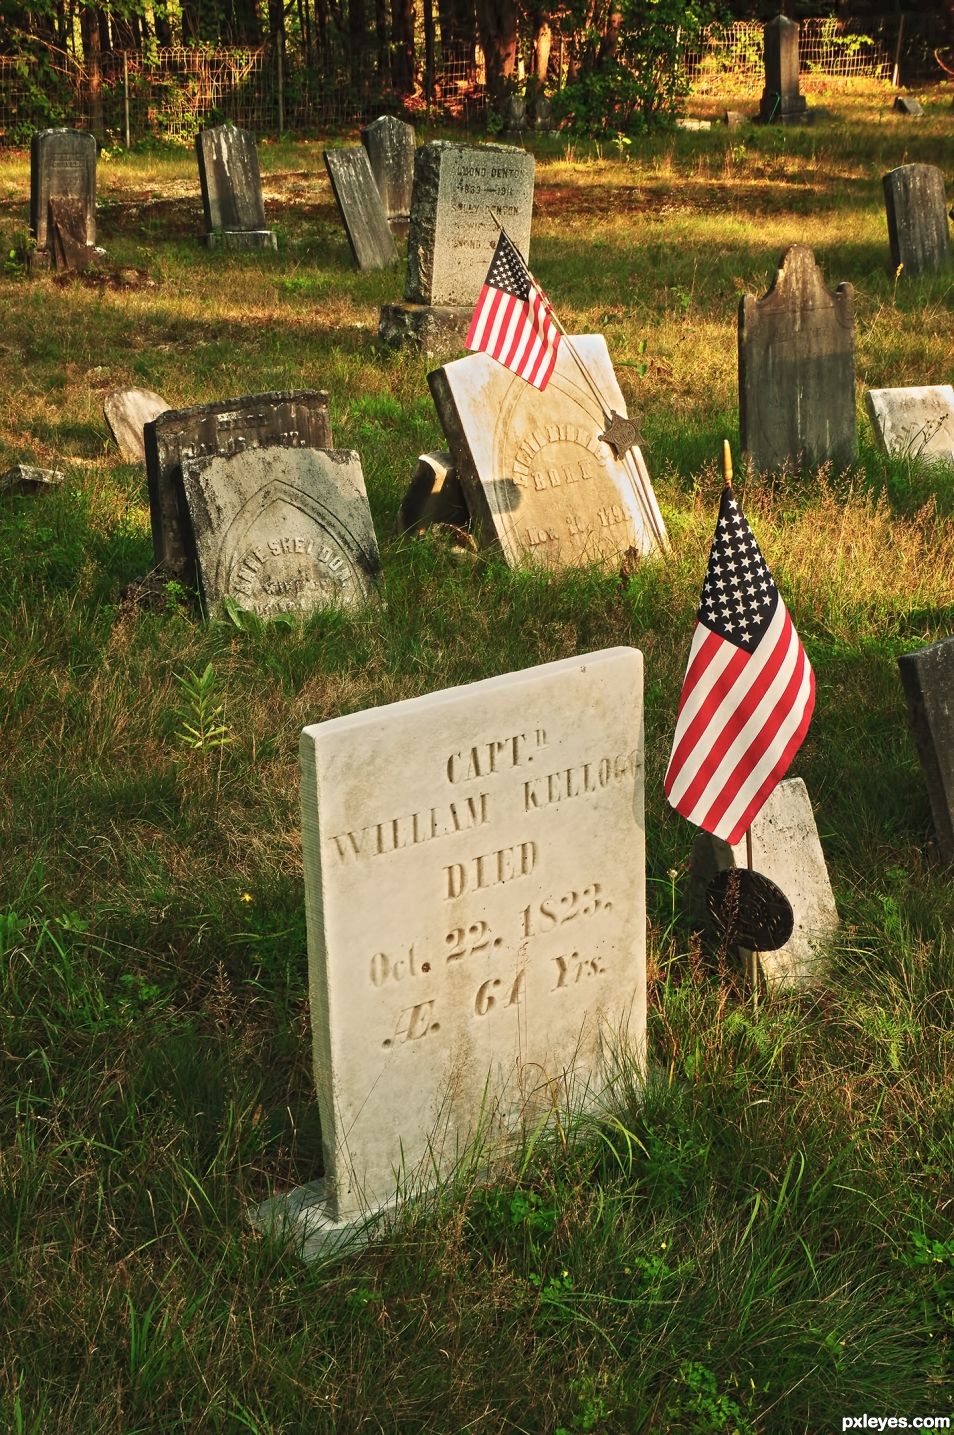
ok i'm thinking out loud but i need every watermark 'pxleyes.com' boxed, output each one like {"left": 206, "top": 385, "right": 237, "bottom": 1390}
{"left": 842, "top": 1418, "right": 951, "bottom": 1432}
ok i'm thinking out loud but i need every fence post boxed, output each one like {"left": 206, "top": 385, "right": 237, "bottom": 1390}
{"left": 891, "top": 13, "right": 905, "bottom": 88}
{"left": 123, "top": 52, "right": 131, "bottom": 148}
{"left": 276, "top": 42, "right": 285, "bottom": 132}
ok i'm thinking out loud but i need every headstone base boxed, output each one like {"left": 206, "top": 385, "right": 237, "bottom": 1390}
{"left": 203, "top": 229, "right": 277, "bottom": 251}
{"left": 249, "top": 1181, "right": 400, "bottom": 1263}
{"left": 378, "top": 302, "right": 473, "bottom": 355}
{"left": 758, "top": 100, "right": 810, "bottom": 126}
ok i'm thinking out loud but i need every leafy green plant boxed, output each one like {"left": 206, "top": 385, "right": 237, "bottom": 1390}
{"left": 172, "top": 663, "right": 232, "bottom": 749}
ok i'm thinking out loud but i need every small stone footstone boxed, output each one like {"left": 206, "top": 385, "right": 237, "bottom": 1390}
{"left": 104, "top": 388, "right": 170, "bottom": 462}
{"left": 379, "top": 141, "right": 535, "bottom": 355}
{"left": 30, "top": 129, "right": 98, "bottom": 269}
{"left": 691, "top": 777, "right": 839, "bottom": 990}
{"left": 180, "top": 447, "right": 381, "bottom": 619}
{"left": 865, "top": 385, "right": 954, "bottom": 468}
{"left": 675, "top": 118, "right": 711, "bottom": 131}
{"left": 323, "top": 147, "right": 398, "bottom": 270}
{"left": 195, "top": 123, "right": 276, "bottom": 251}
{"left": 883, "top": 164, "right": 950, "bottom": 277}
{"left": 143, "top": 389, "right": 333, "bottom": 577}
{"left": 725, "top": 111, "right": 746, "bottom": 129}
{"left": 249, "top": 646, "right": 647, "bottom": 1259}
{"left": 739, "top": 244, "right": 856, "bottom": 475}
{"left": 759, "top": 15, "right": 808, "bottom": 125}
{"left": 429, "top": 333, "right": 667, "bottom": 569}
{"left": 893, "top": 96, "right": 924, "bottom": 116}
{"left": 361, "top": 115, "right": 415, "bottom": 235}
{"left": 396, "top": 451, "right": 470, "bottom": 534}
{"left": 898, "top": 637, "right": 954, "bottom": 865}
{"left": 1, "top": 463, "right": 65, "bottom": 492}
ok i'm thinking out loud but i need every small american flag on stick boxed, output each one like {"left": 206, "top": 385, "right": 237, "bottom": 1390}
{"left": 664, "top": 484, "right": 815, "bottom": 845}
{"left": 466, "top": 228, "right": 562, "bottom": 391}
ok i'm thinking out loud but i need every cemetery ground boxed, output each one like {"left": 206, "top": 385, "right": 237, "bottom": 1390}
{"left": 0, "top": 88, "right": 952, "bottom": 1432}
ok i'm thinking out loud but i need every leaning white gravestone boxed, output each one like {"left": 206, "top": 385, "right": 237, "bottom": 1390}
{"left": 251, "top": 647, "right": 647, "bottom": 1258}
{"left": 865, "top": 385, "right": 954, "bottom": 469}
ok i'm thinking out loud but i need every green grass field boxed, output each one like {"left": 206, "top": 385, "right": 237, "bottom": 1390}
{"left": 0, "top": 87, "right": 952, "bottom": 1432}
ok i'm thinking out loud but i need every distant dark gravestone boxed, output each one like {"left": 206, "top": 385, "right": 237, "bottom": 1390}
{"left": 30, "top": 129, "right": 97, "bottom": 268}
{"left": 883, "top": 164, "right": 950, "bottom": 277}
{"left": 898, "top": 637, "right": 954, "bottom": 865}
{"left": 323, "top": 147, "right": 399, "bottom": 270}
{"left": 739, "top": 244, "right": 856, "bottom": 474}
{"left": 893, "top": 96, "right": 923, "bottom": 116}
{"left": 195, "top": 124, "right": 276, "bottom": 250}
{"left": 361, "top": 116, "right": 415, "bottom": 233}
{"left": 143, "top": 390, "right": 333, "bottom": 576}
{"left": 759, "top": 15, "right": 808, "bottom": 125}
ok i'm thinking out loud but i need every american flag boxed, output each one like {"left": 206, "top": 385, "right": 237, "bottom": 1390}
{"left": 466, "top": 229, "right": 562, "bottom": 391}
{"left": 664, "top": 485, "right": 815, "bottom": 845}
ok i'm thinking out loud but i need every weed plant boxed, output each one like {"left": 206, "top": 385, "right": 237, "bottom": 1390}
{"left": 0, "top": 91, "right": 951, "bottom": 1432}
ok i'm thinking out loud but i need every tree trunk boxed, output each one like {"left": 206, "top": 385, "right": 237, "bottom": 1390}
{"left": 80, "top": 5, "right": 105, "bottom": 142}
{"left": 376, "top": 0, "right": 390, "bottom": 79}
{"left": 349, "top": 0, "right": 365, "bottom": 88}
{"left": 475, "top": 0, "right": 517, "bottom": 109}
{"left": 437, "top": 0, "right": 476, "bottom": 61}
{"left": 391, "top": 0, "right": 415, "bottom": 93}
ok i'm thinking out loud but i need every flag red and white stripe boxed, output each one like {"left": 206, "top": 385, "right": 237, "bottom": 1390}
{"left": 664, "top": 486, "right": 815, "bottom": 844}
{"left": 466, "top": 228, "right": 561, "bottom": 390}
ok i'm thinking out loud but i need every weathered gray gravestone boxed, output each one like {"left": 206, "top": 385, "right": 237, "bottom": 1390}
{"left": 143, "top": 390, "right": 333, "bottom": 577}
{"left": 30, "top": 128, "right": 98, "bottom": 271}
{"left": 759, "top": 15, "right": 808, "bottom": 125}
{"left": 361, "top": 116, "right": 416, "bottom": 234}
{"left": 865, "top": 386, "right": 954, "bottom": 468}
{"left": 883, "top": 165, "right": 950, "bottom": 277}
{"left": 249, "top": 646, "right": 647, "bottom": 1259}
{"left": 104, "top": 388, "right": 170, "bottom": 463}
{"left": 893, "top": 95, "right": 924, "bottom": 116}
{"left": 739, "top": 244, "right": 856, "bottom": 474}
{"left": 2, "top": 463, "right": 65, "bottom": 491}
{"left": 181, "top": 447, "right": 381, "bottom": 619}
{"left": 379, "top": 141, "right": 535, "bottom": 355}
{"left": 323, "top": 148, "right": 399, "bottom": 270}
{"left": 898, "top": 638, "right": 954, "bottom": 865}
{"left": 195, "top": 124, "right": 277, "bottom": 250}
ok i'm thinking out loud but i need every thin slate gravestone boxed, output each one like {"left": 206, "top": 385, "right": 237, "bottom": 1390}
{"left": 195, "top": 124, "right": 277, "bottom": 250}
{"left": 898, "top": 637, "right": 954, "bottom": 865}
{"left": 361, "top": 116, "right": 416, "bottom": 233}
{"left": 30, "top": 129, "right": 97, "bottom": 269}
{"left": 250, "top": 646, "right": 646, "bottom": 1258}
{"left": 104, "top": 388, "right": 170, "bottom": 463}
{"left": 143, "top": 390, "right": 333, "bottom": 577}
{"left": 883, "top": 165, "right": 950, "bottom": 277}
{"left": 429, "top": 333, "right": 667, "bottom": 569}
{"left": 759, "top": 15, "right": 808, "bottom": 124}
{"left": 323, "top": 148, "right": 398, "bottom": 271}
{"left": 181, "top": 447, "right": 380, "bottom": 618}
{"left": 739, "top": 244, "right": 856, "bottom": 475}
{"left": 865, "top": 386, "right": 954, "bottom": 468}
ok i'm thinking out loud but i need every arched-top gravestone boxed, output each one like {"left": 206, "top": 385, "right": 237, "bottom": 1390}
{"left": 883, "top": 165, "right": 950, "bottom": 277}
{"left": 30, "top": 128, "right": 98, "bottom": 271}
{"left": 739, "top": 244, "right": 856, "bottom": 475}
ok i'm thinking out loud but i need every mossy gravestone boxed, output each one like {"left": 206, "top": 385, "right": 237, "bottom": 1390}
{"left": 251, "top": 648, "right": 647, "bottom": 1258}
{"left": 195, "top": 123, "right": 276, "bottom": 250}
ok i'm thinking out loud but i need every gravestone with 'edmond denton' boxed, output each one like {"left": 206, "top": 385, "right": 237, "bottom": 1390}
{"left": 379, "top": 141, "right": 535, "bottom": 354}
{"left": 143, "top": 390, "right": 333, "bottom": 577}
{"left": 883, "top": 165, "right": 950, "bottom": 277}
{"left": 865, "top": 385, "right": 954, "bottom": 469}
{"left": 361, "top": 115, "right": 416, "bottom": 235}
{"left": 30, "top": 128, "right": 98, "bottom": 272}
{"left": 196, "top": 124, "right": 277, "bottom": 250}
{"left": 739, "top": 244, "right": 856, "bottom": 474}
{"left": 898, "top": 637, "right": 954, "bottom": 865}
{"left": 759, "top": 15, "right": 808, "bottom": 125}
{"left": 323, "top": 147, "right": 399, "bottom": 270}
{"left": 250, "top": 646, "right": 647, "bottom": 1258}
{"left": 181, "top": 447, "right": 381, "bottom": 619}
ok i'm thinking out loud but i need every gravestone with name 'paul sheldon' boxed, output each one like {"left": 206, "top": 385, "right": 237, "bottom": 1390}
{"left": 196, "top": 124, "right": 277, "bottom": 250}
{"left": 180, "top": 447, "right": 381, "bottom": 619}
{"left": 759, "top": 15, "right": 808, "bottom": 125}
{"left": 30, "top": 128, "right": 98, "bottom": 272}
{"left": 429, "top": 333, "right": 668, "bottom": 568}
{"left": 144, "top": 390, "right": 333, "bottom": 577}
{"left": 883, "top": 165, "right": 950, "bottom": 277}
{"left": 361, "top": 115, "right": 416, "bottom": 234}
{"left": 898, "top": 637, "right": 954, "bottom": 865}
{"left": 379, "top": 141, "right": 535, "bottom": 354}
{"left": 249, "top": 646, "right": 647, "bottom": 1258}
{"left": 739, "top": 244, "right": 856, "bottom": 474}
{"left": 865, "top": 385, "right": 954, "bottom": 468}
{"left": 323, "top": 147, "right": 399, "bottom": 270}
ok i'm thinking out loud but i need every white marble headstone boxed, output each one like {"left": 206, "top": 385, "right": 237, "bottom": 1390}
{"left": 865, "top": 385, "right": 954, "bottom": 468}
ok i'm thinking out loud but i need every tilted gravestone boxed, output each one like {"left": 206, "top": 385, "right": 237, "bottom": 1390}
{"left": 361, "top": 115, "right": 416, "bottom": 233}
{"left": 883, "top": 165, "right": 950, "bottom": 277}
{"left": 143, "top": 390, "right": 333, "bottom": 576}
{"left": 323, "top": 147, "right": 399, "bottom": 271}
{"left": 429, "top": 333, "right": 668, "bottom": 569}
{"left": 30, "top": 129, "right": 98, "bottom": 272}
{"left": 865, "top": 385, "right": 954, "bottom": 468}
{"left": 250, "top": 646, "right": 647, "bottom": 1257}
{"left": 104, "top": 388, "right": 169, "bottom": 463}
{"left": 691, "top": 778, "right": 839, "bottom": 991}
{"left": 739, "top": 244, "right": 856, "bottom": 474}
{"left": 898, "top": 637, "right": 954, "bottom": 865}
{"left": 759, "top": 15, "right": 808, "bottom": 125}
{"left": 195, "top": 124, "right": 276, "bottom": 250}
{"left": 379, "top": 141, "right": 535, "bottom": 354}
{"left": 396, "top": 452, "right": 469, "bottom": 534}
{"left": 180, "top": 447, "right": 381, "bottom": 619}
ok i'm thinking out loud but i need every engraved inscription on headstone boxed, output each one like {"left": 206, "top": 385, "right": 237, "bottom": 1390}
{"left": 429, "top": 334, "right": 667, "bottom": 569}
{"left": 739, "top": 244, "right": 856, "bottom": 474}
{"left": 104, "top": 388, "right": 170, "bottom": 463}
{"left": 195, "top": 124, "right": 277, "bottom": 250}
{"left": 251, "top": 647, "right": 646, "bottom": 1257}
{"left": 361, "top": 115, "right": 416, "bottom": 230}
{"left": 898, "top": 637, "right": 954, "bottom": 865}
{"left": 30, "top": 129, "right": 97, "bottom": 259}
{"left": 865, "top": 385, "right": 954, "bottom": 468}
{"left": 181, "top": 447, "right": 381, "bottom": 618}
{"left": 143, "top": 390, "right": 333, "bottom": 576}
{"left": 759, "top": 15, "right": 808, "bottom": 124}
{"left": 882, "top": 165, "right": 950, "bottom": 277}
{"left": 323, "top": 147, "right": 399, "bottom": 270}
